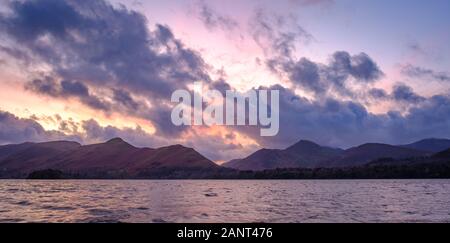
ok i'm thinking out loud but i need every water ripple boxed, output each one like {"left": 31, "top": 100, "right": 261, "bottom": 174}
{"left": 0, "top": 179, "right": 450, "bottom": 222}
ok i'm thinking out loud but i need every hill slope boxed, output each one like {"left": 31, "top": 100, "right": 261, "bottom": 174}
{"left": 223, "top": 140, "right": 343, "bottom": 170}
{"left": 224, "top": 140, "right": 430, "bottom": 170}
{"left": 0, "top": 138, "right": 220, "bottom": 178}
{"left": 401, "top": 138, "right": 450, "bottom": 153}
{"left": 321, "top": 143, "right": 429, "bottom": 168}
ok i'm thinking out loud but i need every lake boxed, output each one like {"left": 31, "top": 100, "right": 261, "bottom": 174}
{"left": 0, "top": 179, "right": 449, "bottom": 223}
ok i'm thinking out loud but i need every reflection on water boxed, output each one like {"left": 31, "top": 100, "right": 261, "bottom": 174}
{"left": 0, "top": 179, "right": 449, "bottom": 223}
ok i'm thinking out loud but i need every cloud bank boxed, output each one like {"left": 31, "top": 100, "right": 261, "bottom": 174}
{"left": 0, "top": 0, "right": 450, "bottom": 162}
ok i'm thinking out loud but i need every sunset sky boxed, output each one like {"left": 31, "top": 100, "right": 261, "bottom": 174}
{"left": 1, "top": 0, "right": 450, "bottom": 162}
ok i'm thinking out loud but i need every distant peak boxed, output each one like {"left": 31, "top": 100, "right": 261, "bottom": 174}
{"left": 166, "top": 144, "right": 188, "bottom": 149}
{"left": 289, "top": 140, "right": 320, "bottom": 148}
{"left": 284, "top": 140, "right": 322, "bottom": 152}
{"left": 296, "top": 140, "right": 318, "bottom": 145}
{"left": 106, "top": 137, "right": 126, "bottom": 144}
{"left": 357, "top": 143, "right": 388, "bottom": 148}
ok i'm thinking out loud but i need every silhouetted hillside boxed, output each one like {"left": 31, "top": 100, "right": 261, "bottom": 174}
{"left": 401, "top": 138, "right": 450, "bottom": 153}
{"left": 1, "top": 137, "right": 450, "bottom": 179}
{"left": 322, "top": 143, "right": 429, "bottom": 168}
{"left": 223, "top": 140, "right": 343, "bottom": 170}
{"left": 0, "top": 138, "right": 221, "bottom": 179}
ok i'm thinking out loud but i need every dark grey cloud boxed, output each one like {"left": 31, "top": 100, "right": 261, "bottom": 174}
{"left": 0, "top": 0, "right": 211, "bottom": 93}
{"left": 25, "top": 77, "right": 60, "bottom": 97}
{"left": 61, "top": 80, "right": 111, "bottom": 111}
{"left": 2, "top": 0, "right": 449, "bottom": 161}
{"left": 401, "top": 64, "right": 450, "bottom": 82}
{"left": 328, "top": 51, "right": 383, "bottom": 82}
{"left": 392, "top": 83, "right": 425, "bottom": 104}
{"left": 284, "top": 57, "right": 324, "bottom": 94}
{"left": 57, "top": 118, "right": 79, "bottom": 134}
{"left": 196, "top": 0, "right": 239, "bottom": 32}
{"left": 0, "top": 45, "right": 31, "bottom": 65}
{"left": 112, "top": 89, "right": 140, "bottom": 110}
{"left": 233, "top": 84, "right": 450, "bottom": 150}
{"left": 0, "top": 0, "right": 214, "bottom": 136}
{"left": 210, "top": 77, "right": 233, "bottom": 96}
{"left": 368, "top": 88, "right": 389, "bottom": 100}
{"left": 367, "top": 83, "right": 425, "bottom": 105}
{"left": 0, "top": 110, "right": 81, "bottom": 144}
{"left": 320, "top": 51, "right": 384, "bottom": 96}
{"left": 271, "top": 51, "right": 384, "bottom": 97}
{"left": 250, "top": 8, "right": 313, "bottom": 58}
{"left": 24, "top": 74, "right": 187, "bottom": 138}
{"left": 250, "top": 7, "right": 382, "bottom": 99}
{"left": 26, "top": 77, "right": 111, "bottom": 111}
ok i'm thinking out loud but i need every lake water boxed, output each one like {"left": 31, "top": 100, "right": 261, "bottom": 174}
{"left": 0, "top": 179, "right": 449, "bottom": 223}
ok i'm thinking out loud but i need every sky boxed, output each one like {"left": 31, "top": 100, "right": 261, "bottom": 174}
{"left": 0, "top": 0, "right": 450, "bottom": 163}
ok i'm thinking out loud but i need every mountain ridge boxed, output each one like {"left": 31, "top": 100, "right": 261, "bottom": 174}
{"left": 1, "top": 137, "right": 450, "bottom": 178}
{"left": 320, "top": 143, "right": 429, "bottom": 168}
{"left": 223, "top": 140, "right": 344, "bottom": 170}
{"left": 401, "top": 138, "right": 450, "bottom": 153}
{"left": 224, "top": 138, "right": 450, "bottom": 170}
{"left": 0, "top": 138, "right": 220, "bottom": 179}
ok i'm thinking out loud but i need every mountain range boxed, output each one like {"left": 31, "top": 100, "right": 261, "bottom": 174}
{"left": 223, "top": 138, "right": 450, "bottom": 171}
{"left": 0, "top": 138, "right": 221, "bottom": 179}
{"left": 401, "top": 138, "right": 450, "bottom": 153}
{"left": 224, "top": 140, "right": 343, "bottom": 170}
{"left": 1, "top": 137, "right": 450, "bottom": 178}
